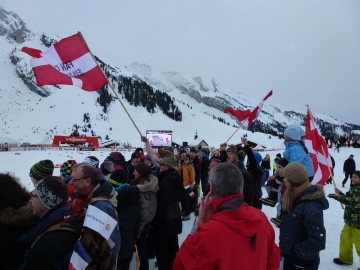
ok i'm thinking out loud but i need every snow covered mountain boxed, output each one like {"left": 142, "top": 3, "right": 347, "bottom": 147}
{"left": 1, "top": 6, "right": 359, "bottom": 147}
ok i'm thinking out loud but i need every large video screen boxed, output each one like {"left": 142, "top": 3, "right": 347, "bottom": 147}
{"left": 146, "top": 130, "right": 172, "bottom": 147}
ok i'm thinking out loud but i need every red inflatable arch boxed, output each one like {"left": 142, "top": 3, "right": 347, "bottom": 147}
{"left": 52, "top": 135, "right": 99, "bottom": 148}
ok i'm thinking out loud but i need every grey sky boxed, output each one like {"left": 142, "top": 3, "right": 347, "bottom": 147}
{"left": 3, "top": 0, "right": 360, "bottom": 124}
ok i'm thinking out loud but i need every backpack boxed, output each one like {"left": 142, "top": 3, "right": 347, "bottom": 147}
{"left": 67, "top": 200, "right": 118, "bottom": 270}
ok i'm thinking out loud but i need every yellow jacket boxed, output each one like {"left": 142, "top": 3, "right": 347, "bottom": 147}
{"left": 177, "top": 159, "right": 195, "bottom": 187}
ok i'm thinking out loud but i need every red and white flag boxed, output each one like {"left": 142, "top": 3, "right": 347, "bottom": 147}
{"left": 22, "top": 33, "right": 108, "bottom": 91}
{"left": 224, "top": 90, "right": 273, "bottom": 127}
{"left": 304, "top": 108, "right": 332, "bottom": 185}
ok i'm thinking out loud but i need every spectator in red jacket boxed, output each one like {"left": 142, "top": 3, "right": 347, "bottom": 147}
{"left": 173, "top": 163, "right": 280, "bottom": 270}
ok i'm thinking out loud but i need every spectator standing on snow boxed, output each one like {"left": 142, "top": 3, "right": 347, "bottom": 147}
{"left": 173, "top": 163, "right": 280, "bottom": 270}
{"left": 280, "top": 162, "right": 328, "bottom": 270}
{"left": 329, "top": 171, "right": 360, "bottom": 267}
{"left": 342, "top": 155, "right": 356, "bottom": 187}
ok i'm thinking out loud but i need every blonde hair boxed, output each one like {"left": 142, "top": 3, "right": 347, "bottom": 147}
{"left": 282, "top": 180, "right": 311, "bottom": 213}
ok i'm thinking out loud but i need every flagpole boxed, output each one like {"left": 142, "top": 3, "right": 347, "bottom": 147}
{"left": 78, "top": 32, "right": 143, "bottom": 136}
{"left": 225, "top": 125, "right": 242, "bottom": 144}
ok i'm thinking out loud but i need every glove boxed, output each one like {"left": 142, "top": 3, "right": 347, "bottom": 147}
{"left": 328, "top": 193, "right": 338, "bottom": 199}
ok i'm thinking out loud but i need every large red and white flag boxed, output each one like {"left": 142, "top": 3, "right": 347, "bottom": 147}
{"left": 22, "top": 33, "right": 108, "bottom": 91}
{"left": 304, "top": 108, "right": 332, "bottom": 185}
{"left": 224, "top": 90, "right": 273, "bottom": 127}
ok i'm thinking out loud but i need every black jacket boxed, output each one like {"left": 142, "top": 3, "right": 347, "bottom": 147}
{"left": 343, "top": 158, "right": 356, "bottom": 173}
{"left": 116, "top": 185, "right": 141, "bottom": 260}
{"left": 244, "top": 145, "right": 263, "bottom": 199}
{"left": 280, "top": 185, "right": 329, "bottom": 265}
{"left": 0, "top": 204, "right": 36, "bottom": 270}
{"left": 152, "top": 168, "right": 183, "bottom": 235}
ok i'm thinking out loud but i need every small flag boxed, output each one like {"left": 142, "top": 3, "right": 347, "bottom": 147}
{"left": 83, "top": 205, "right": 117, "bottom": 240}
{"left": 69, "top": 240, "right": 92, "bottom": 270}
{"left": 224, "top": 90, "right": 273, "bottom": 127}
{"left": 22, "top": 33, "right": 108, "bottom": 91}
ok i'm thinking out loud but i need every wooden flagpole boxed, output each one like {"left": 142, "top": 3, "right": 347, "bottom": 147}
{"left": 225, "top": 125, "right": 242, "bottom": 144}
{"left": 78, "top": 32, "right": 142, "bottom": 136}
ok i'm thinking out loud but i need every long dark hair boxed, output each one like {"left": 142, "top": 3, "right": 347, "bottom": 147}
{"left": 0, "top": 173, "right": 30, "bottom": 210}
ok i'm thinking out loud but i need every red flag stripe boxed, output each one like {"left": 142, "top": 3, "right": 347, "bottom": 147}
{"left": 223, "top": 90, "right": 272, "bottom": 127}
{"left": 305, "top": 109, "right": 331, "bottom": 185}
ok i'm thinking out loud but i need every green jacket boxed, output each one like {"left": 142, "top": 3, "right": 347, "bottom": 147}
{"left": 329, "top": 185, "right": 360, "bottom": 228}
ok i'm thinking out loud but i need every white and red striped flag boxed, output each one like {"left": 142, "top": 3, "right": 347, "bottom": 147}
{"left": 22, "top": 33, "right": 108, "bottom": 91}
{"left": 304, "top": 107, "right": 332, "bottom": 185}
{"left": 224, "top": 90, "right": 273, "bottom": 127}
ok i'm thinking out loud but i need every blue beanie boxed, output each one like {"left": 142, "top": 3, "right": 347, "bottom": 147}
{"left": 284, "top": 124, "right": 304, "bottom": 141}
{"left": 253, "top": 152, "right": 262, "bottom": 164}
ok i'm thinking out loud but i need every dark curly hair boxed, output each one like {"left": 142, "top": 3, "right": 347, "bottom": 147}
{"left": 0, "top": 173, "right": 30, "bottom": 211}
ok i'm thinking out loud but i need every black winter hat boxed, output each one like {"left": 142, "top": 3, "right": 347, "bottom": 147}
{"left": 277, "top": 158, "right": 288, "bottom": 168}
{"left": 109, "top": 169, "right": 128, "bottom": 188}
{"left": 101, "top": 161, "right": 115, "bottom": 176}
{"left": 131, "top": 152, "right": 141, "bottom": 159}
{"left": 30, "top": 159, "right": 54, "bottom": 181}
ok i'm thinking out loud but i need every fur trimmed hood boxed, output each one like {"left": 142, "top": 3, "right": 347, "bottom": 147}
{"left": 0, "top": 203, "right": 37, "bottom": 227}
{"left": 137, "top": 175, "right": 159, "bottom": 193}
{"left": 299, "top": 185, "right": 329, "bottom": 210}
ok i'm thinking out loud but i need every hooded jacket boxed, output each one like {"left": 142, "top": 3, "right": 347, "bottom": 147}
{"left": 136, "top": 175, "right": 159, "bottom": 238}
{"left": 283, "top": 141, "right": 314, "bottom": 178}
{"left": 173, "top": 195, "right": 280, "bottom": 270}
{"left": 280, "top": 185, "right": 329, "bottom": 265}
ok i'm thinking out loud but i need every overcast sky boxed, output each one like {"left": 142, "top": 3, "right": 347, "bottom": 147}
{"left": 3, "top": 0, "right": 360, "bottom": 124}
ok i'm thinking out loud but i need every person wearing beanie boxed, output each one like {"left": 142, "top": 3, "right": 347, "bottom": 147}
{"left": 109, "top": 168, "right": 141, "bottom": 269}
{"left": 82, "top": 156, "right": 99, "bottom": 169}
{"left": 329, "top": 171, "right": 360, "bottom": 267}
{"left": 133, "top": 163, "right": 159, "bottom": 270}
{"left": 60, "top": 159, "right": 77, "bottom": 182}
{"left": 59, "top": 159, "right": 77, "bottom": 209}
{"left": 100, "top": 160, "right": 115, "bottom": 180}
{"left": 279, "top": 162, "right": 329, "bottom": 270}
{"left": 29, "top": 159, "right": 54, "bottom": 186}
{"left": 19, "top": 176, "right": 77, "bottom": 269}
{"left": 125, "top": 151, "right": 142, "bottom": 182}
{"left": 283, "top": 123, "right": 314, "bottom": 181}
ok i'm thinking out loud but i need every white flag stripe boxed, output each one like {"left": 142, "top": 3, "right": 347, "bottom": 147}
{"left": 30, "top": 57, "right": 48, "bottom": 67}
{"left": 42, "top": 46, "right": 62, "bottom": 66}
{"left": 71, "top": 77, "right": 83, "bottom": 88}
{"left": 70, "top": 252, "right": 89, "bottom": 269}
{"left": 31, "top": 49, "right": 97, "bottom": 77}
{"left": 83, "top": 205, "right": 117, "bottom": 240}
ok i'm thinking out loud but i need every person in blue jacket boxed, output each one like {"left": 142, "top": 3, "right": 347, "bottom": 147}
{"left": 283, "top": 123, "right": 314, "bottom": 181}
